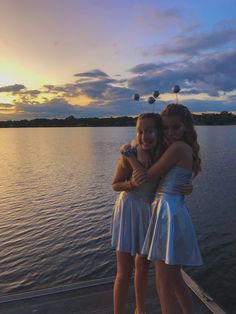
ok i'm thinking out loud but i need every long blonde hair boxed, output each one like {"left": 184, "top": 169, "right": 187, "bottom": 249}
{"left": 137, "top": 112, "right": 164, "bottom": 162}
{"left": 161, "top": 104, "right": 201, "bottom": 176}
{"left": 120, "top": 113, "right": 164, "bottom": 169}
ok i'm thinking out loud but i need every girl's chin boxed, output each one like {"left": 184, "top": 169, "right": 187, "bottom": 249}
{"left": 141, "top": 145, "right": 154, "bottom": 151}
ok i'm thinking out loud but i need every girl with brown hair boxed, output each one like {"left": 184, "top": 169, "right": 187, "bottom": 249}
{"left": 123, "top": 104, "right": 202, "bottom": 314}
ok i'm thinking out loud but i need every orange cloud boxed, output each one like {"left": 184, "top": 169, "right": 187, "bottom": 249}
{"left": 68, "top": 95, "right": 94, "bottom": 106}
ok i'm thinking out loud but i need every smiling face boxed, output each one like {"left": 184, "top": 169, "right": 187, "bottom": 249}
{"left": 162, "top": 115, "right": 185, "bottom": 144}
{"left": 136, "top": 118, "right": 159, "bottom": 151}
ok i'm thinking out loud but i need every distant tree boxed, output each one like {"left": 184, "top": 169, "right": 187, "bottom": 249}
{"left": 220, "top": 111, "right": 232, "bottom": 115}
{"left": 65, "top": 115, "right": 76, "bottom": 120}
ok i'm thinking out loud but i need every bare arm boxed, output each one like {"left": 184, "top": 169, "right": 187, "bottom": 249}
{"left": 112, "top": 156, "right": 135, "bottom": 192}
{"left": 120, "top": 143, "right": 152, "bottom": 169}
{"left": 126, "top": 142, "right": 190, "bottom": 182}
{"left": 146, "top": 142, "right": 184, "bottom": 180}
{"left": 179, "top": 181, "right": 193, "bottom": 195}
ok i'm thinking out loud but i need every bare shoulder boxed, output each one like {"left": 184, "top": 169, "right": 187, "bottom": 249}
{"left": 169, "top": 141, "right": 192, "bottom": 153}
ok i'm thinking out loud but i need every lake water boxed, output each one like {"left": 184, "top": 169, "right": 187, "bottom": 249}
{"left": 0, "top": 126, "right": 235, "bottom": 313}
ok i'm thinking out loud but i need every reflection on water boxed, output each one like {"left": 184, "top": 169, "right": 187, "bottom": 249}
{"left": 0, "top": 126, "right": 235, "bottom": 313}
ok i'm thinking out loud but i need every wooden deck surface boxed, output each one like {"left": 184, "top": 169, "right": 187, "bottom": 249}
{"left": 0, "top": 270, "right": 226, "bottom": 314}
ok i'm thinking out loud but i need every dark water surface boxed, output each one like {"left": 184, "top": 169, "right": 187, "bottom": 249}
{"left": 0, "top": 126, "right": 235, "bottom": 313}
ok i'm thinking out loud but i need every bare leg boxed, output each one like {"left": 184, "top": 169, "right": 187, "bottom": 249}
{"left": 156, "top": 261, "right": 194, "bottom": 314}
{"left": 113, "top": 251, "right": 135, "bottom": 314}
{"left": 155, "top": 261, "right": 180, "bottom": 314}
{"left": 134, "top": 255, "right": 150, "bottom": 314}
{"left": 171, "top": 267, "right": 194, "bottom": 314}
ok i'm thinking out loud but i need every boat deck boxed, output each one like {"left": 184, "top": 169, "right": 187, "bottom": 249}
{"left": 0, "top": 270, "right": 226, "bottom": 314}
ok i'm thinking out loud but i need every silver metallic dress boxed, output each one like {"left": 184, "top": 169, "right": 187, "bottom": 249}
{"left": 111, "top": 181, "right": 157, "bottom": 256}
{"left": 142, "top": 166, "right": 203, "bottom": 266}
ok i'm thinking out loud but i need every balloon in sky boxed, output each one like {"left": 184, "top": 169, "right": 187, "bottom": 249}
{"left": 172, "top": 85, "right": 181, "bottom": 93}
{"left": 148, "top": 96, "right": 156, "bottom": 104}
{"left": 153, "top": 90, "right": 160, "bottom": 98}
{"left": 134, "top": 93, "right": 140, "bottom": 101}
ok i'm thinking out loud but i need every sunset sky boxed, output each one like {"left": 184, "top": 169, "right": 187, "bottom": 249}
{"left": 1, "top": 0, "right": 236, "bottom": 120}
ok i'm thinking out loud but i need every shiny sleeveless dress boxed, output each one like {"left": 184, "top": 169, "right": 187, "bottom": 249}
{"left": 111, "top": 181, "right": 157, "bottom": 256}
{"left": 142, "top": 166, "right": 203, "bottom": 266}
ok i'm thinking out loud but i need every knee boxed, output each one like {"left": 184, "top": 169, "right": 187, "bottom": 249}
{"left": 135, "top": 257, "right": 150, "bottom": 274}
{"left": 116, "top": 269, "right": 133, "bottom": 282}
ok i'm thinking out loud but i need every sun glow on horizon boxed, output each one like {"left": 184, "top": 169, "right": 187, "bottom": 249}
{"left": 0, "top": 58, "right": 60, "bottom": 90}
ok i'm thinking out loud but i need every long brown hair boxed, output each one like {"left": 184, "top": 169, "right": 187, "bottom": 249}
{"left": 160, "top": 104, "right": 201, "bottom": 176}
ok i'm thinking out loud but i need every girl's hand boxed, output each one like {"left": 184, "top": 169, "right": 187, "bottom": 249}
{"left": 131, "top": 168, "right": 147, "bottom": 187}
{"left": 179, "top": 181, "right": 193, "bottom": 195}
{"left": 136, "top": 146, "right": 152, "bottom": 169}
{"left": 120, "top": 144, "right": 131, "bottom": 154}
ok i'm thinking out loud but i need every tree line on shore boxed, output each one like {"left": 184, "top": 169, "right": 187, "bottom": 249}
{"left": 0, "top": 111, "right": 236, "bottom": 128}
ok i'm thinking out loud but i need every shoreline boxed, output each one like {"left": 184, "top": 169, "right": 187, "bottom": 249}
{"left": 0, "top": 113, "right": 236, "bottom": 128}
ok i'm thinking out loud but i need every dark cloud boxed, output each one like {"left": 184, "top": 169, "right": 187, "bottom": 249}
{"left": 181, "top": 99, "right": 236, "bottom": 113}
{"left": 228, "top": 94, "right": 236, "bottom": 101}
{"left": 11, "top": 97, "right": 135, "bottom": 118}
{"left": 14, "top": 98, "right": 80, "bottom": 118}
{"left": 20, "top": 90, "right": 41, "bottom": 96}
{"left": 39, "top": 83, "right": 82, "bottom": 98}
{"left": 76, "top": 78, "right": 117, "bottom": 99}
{"left": 38, "top": 74, "right": 120, "bottom": 101}
{"left": 0, "top": 84, "right": 26, "bottom": 93}
{"left": 129, "top": 63, "right": 174, "bottom": 74}
{"left": 2, "top": 35, "right": 236, "bottom": 119}
{"left": 181, "top": 89, "right": 201, "bottom": 95}
{"left": 2, "top": 52, "right": 236, "bottom": 120}
{"left": 43, "top": 85, "right": 55, "bottom": 90}
{"left": 53, "top": 83, "right": 81, "bottom": 97}
{"left": 2, "top": 91, "right": 236, "bottom": 121}
{"left": 128, "top": 50, "right": 236, "bottom": 96}
{"left": 74, "top": 69, "right": 109, "bottom": 78}
{"left": 152, "top": 26, "right": 236, "bottom": 57}
{"left": 103, "top": 86, "right": 133, "bottom": 101}
{"left": 0, "top": 102, "right": 15, "bottom": 109}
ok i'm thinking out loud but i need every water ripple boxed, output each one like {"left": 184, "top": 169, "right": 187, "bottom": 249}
{"left": 0, "top": 127, "right": 235, "bottom": 313}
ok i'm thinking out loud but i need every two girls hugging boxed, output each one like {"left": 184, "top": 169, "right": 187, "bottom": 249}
{"left": 111, "top": 104, "right": 202, "bottom": 314}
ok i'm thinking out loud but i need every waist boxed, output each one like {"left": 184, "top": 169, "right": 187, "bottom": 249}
{"left": 123, "top": 190, "right": 154, "bottom": 203}
{"left": 154, "top": 191, "right": 184, "bottom": 199}
{"left": 157, "top": 188, "right": 182, "bottom": 194}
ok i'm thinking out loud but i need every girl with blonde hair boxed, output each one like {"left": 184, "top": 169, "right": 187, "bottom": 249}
{"left": 123, "top": 104, "right": 202, "bottom": 314}
{"left": 112, "top": 111, "right": 193, "bottom": 314}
